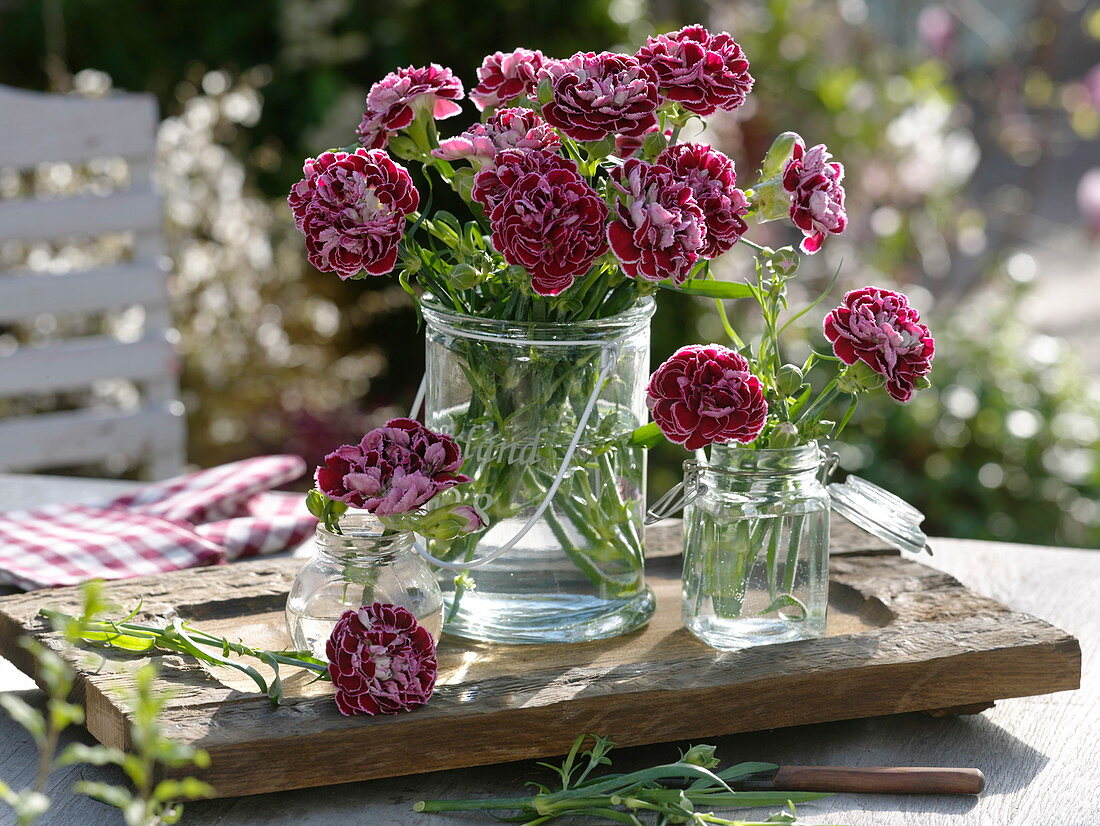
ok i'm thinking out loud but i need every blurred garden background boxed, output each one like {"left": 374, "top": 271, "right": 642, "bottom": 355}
{"left": 1, "top": 0, "right": 1097, "bottom": 547}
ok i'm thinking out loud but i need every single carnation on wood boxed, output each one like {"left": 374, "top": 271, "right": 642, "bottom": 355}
{"left": 607, "top": 159, "right": 705, "bottom": 286}
{"left": 357, "top": 64, "right": 464, "bottom": 150}
{"left": 636, "top": 25, "right": 754, "bottom": 116}
{"left": 782, "top": 136, "right": 847, "bottom": 254}
{"left": 485, "top": 164, "right": 609, "bottom": 296}
{"left": 647, "top": 344, "right": 768, "bottom": 450}
{"left": 657, "top": 143, "right": 749, "bottom": 258}
{"left": 288, "top": 149, "right": 419, "bottom": 279}
{"left": 470, "top": 48, "right": 546, "bottom": 110}
{"left": 326, "top": 603, "right": 437, "bottom": 717}
{"left": 432, "top": 108, "right": 561, "bottom": 164}
{"left": 541, "top": 51, "right": 659, "bottom": 142}
{"left": 315, "top": 418, "right": 470, "bottom": 516}
{"left": 823, "top": 287, "right": 934, "bottom": 403}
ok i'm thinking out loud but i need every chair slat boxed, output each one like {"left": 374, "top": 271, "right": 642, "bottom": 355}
{"left": 0, "top": 264, "right": 169, "bottom": 323}
{"left": 0, "top": 336, "right": 177, "bottom": 397}
{"left": 0, "top": 87, "right": 156, "bottom": 168}
{"left": 0, "top": 190, "right": 160, "bottom": 243}
{"left": 0, "top": 405, "right": 185, "bottom": 472}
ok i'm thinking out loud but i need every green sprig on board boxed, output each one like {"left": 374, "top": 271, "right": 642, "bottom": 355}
{"left": 414, "top": 734, "right": 840, "bottom": 825}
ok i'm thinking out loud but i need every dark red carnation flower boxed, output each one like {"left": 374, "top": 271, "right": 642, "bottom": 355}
{"left": 823, "top": 287, "right": 934, "bottom": 403}
{"left": 288, "top": 149, "right": 419, "bottom": 279}
{"left": 470, "top": 48, "right": 546, "bottom": 111}
{"left": 541, "top": 51, "right": 659, "bottom": 142}
{"left": 326, "top": 603, "right": 437, "bottom": 716}
{"left": 658, "top": 143, "right": 749, "bottom": 258}
{"left": 607, "top": 159, "right": 705, "bottom": 286}
{"left": 636, "top": 25, "right": 754, "bottom": 116}
{"left": 485, "top": 164, "right": 609, "bottom": 296}
{"left": 356, "top": 64, "right": 464, "bottom": 150}
{"left": 433, "top": 108, "right": 561, "bottom": 164}
{"left": 647, "top": 344, "right": 768, "bottom": 450}
{"left": 315, "top": 417, "right": 470, "bottom": 516}
{"left": 781, "top": 137, "right": 847, "bottom": 254}
{"left": 470, "top": 147, "right": 578, "bottom": 211}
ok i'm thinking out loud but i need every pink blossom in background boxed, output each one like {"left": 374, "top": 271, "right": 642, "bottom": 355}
{"left": 326, "top": 603, "right": 437, "bottom": 716}
{"left": 541, "top": 51, "right": 659, "bottom": 142}
{"left": 824, "top": 287, "right": 935, "bottom": 403}
{"left": 607, "top": 159, "right": 705, "bottom": 286}
{"left": 483, "top": 164, "right": 609, "bottom": 296}
{"left": 288, "top": 149, "right": 419, "bottom": 279}
{"left": 781, "top": 136, "right": 847, "bottom": 254}
{"left": 658, "top": 143, "right": 749, "bottom": 258}
{"left": 315, "top": 418, "right": 470, "bottom": 515}
{"left": 636, "top": 25, "right": 753, "bottom": 116}
{"left": 356, "top": 64, "right": 464, "bottom": 150}
{"left": 470, "top": 48, "right": 546, "bottom": 110}
{"left": 432, "top": 108, "right": 561, "bottom": 163}
{"left": 917, "top": 6, "right": 956, "bottom": 60}
{"left": 647, "top": 344, "right": 768, "bottom": 450}
{"left": 1078, "top": 167, "right": 1100, "bottom": 236}
{"left": 470, "top": 147, "right": 578, "bottom": 211}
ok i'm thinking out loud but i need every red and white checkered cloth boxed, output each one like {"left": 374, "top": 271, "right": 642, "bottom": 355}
{"left": 0, "top": 456, "right": 317, "bottom": 590}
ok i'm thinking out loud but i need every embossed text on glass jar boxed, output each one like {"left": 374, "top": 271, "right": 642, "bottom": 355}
{"left": 285, "top": 514, "right": 443, "bottom": 658}
{"left": 682, "top": 442, "right": 830, "bottom": 650}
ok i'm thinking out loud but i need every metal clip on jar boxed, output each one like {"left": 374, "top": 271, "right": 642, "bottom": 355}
{"left": 285, "top": 514, "right": 444, "bottom": 658}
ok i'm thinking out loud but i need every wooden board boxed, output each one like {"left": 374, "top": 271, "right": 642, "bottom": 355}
{"left": 0, "top": 521, "right": 1080, "bottom": 799}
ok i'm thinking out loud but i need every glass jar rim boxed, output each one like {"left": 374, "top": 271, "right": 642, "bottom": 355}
{"left": 689, "top": 442, "right": 824, "bottom": 476}
{"left": 314, "top": 513, "right": 414, "bottom": 560}
{"left": 420, "top": 293, "right": 655, "bottom": 339}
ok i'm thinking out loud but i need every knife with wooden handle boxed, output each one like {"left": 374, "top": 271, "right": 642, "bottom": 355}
{"left": 731, "top": 766, "right": 986, "bottom": 795}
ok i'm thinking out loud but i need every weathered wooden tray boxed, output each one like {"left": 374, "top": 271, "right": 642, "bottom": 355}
{"left": 0, "top": 519, "right": 1080, "bottom": 798}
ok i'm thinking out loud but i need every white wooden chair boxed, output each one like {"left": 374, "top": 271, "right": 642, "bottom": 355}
{"left": 0, "top": 85, "right": 185, "bottom": 479}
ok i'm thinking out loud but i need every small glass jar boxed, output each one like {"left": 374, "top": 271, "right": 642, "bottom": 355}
{"left": 285, "top": 514, "right": 444, "bottom": 658}
{"left": 682, "top": 442, "right": 830, "bottom": 650}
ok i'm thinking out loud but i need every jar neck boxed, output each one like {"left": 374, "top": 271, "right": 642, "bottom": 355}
{"left": 705, "top": 442, "right": 823, "bottom": 475}
{"left": 313, "top": 514, "right": 414, "bottom": 564}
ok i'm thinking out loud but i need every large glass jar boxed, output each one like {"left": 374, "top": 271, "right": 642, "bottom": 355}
{"left": 421, "top": 295, "right": 655, "bottom": 644}
{"left": 285, "top": 514, "right": 444, "bottom": 658}
{"left": 682, "top": 442, "right": 830, "bottom": 650}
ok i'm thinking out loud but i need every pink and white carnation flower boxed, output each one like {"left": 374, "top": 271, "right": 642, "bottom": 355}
{"left": 607, "top": 159, "right": 705, "bottom": 286}
{"left": 636, "top": 25, "right": 754, "bottom": 116}
{"left": 647, "top": 344, "right": 768, "bottom": 450}
{"left": 356, "top": 64, "right": 464, "bottom": 150}
{"left": 658, "top": 143, "right": 749, "bottom": 258}
{"left": 326, "top": 603, "right": 437, "bottom": 717}
{"left": 288, "top": 149, "right": 419, "bottom": 279}
{"left": 432, "top": 107, "right": 560, "bottom": 164}
{"left": 823, "top": 287, "right": 935, "bottom": 403}
{"left": 315, "top": 418, "right": 471, "bottom": 516}
{"left": 541, "top": 51, "right": 659, "bottom": 142}
{"left": 470, "top": 47, "right": 546, "bottom": 110}
{"left": 781, "top": 136, "right": 847, "bottom": 254}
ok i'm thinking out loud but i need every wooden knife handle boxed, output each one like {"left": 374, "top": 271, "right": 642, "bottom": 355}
{"left": 771, "top": 766, "right": 986, "bottom": 795}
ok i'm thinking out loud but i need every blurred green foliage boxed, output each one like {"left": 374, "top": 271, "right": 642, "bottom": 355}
{"left": 1, "top": 0, "right": 1096, "bottom": 546}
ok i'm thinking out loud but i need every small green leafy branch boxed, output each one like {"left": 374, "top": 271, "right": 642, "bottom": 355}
{"left": 1, "top": 582, "right": 213, "bottom": 826}
{"left": 415, "top": 734, "right": 845, "bottom": 826}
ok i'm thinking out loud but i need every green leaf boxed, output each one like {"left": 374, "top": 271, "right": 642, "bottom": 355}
{"left": 57, "top": 742, "right": 126, "bottom": 768}
{"left": 629, "top": 422, "right": 664, "bottom": 449}
{"left": 0, "top": 694, "right": 45, "bottom": 743}
{"left": 757, "top": 594, "right": 808, "bottom": 621}
{"left": 152, "top": 778, "right": 215, "bottom": 803}
{"left": 665, "top": 278, "right": 757, "bottom": 299}
{"left": 73, "top": 781, "right": 133, "bottom": 810}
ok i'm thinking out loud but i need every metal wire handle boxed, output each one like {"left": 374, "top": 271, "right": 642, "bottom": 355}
{"left": 644, "top": 462, "right": 707, "bottom": 525}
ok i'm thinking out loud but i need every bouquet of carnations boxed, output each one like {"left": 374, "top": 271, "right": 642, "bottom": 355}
{"left": 288, "top": 25, "right": 934, "bottom": 645}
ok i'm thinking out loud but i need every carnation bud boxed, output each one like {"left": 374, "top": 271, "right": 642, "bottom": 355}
{"left": 769, "top": 421, "right": 801, "bottom": 447}
{"left": 836, "top": 361, "right": 885, "bottom": 395}
{"left": 450, "top": 263, "right": 482, "bottom": 289}
{"left": 760, "top": 131, "right": 800, "bottom": 180}
{"left": 776, "top": 364, "right": 804, "bottom": 397}
{"left": 680, "top": 744, "right": 720, "bottom": 769}
{"left": 416, "top": 503, "right": 487, "bottom": 540}
{"left": 747, "top": 179, "right": 790, "bottom": 223}
{"left": 537, "top": 77, "right": 553, "bottom": 106}
{"left": 641, "top": 129, "right": 669, "bottom": 158}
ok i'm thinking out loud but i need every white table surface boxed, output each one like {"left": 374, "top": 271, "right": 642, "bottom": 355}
{"left": 0, "top": 474, "right": 1096, "bottom": 826}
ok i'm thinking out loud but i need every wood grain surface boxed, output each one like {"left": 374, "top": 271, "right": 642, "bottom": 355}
{"left": 0, "top": 522, "right": 1079, "bottom": 800}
